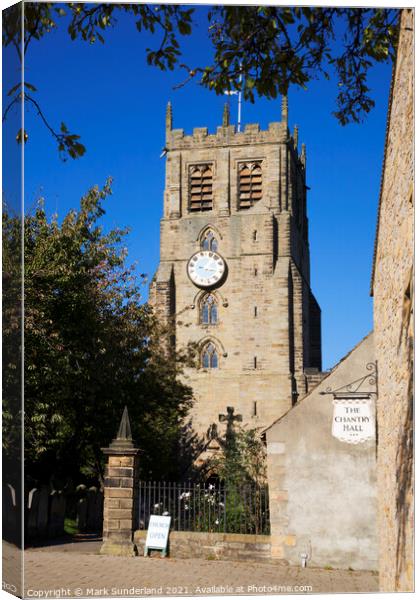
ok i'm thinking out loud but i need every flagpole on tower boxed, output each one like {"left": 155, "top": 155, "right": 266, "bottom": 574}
{"left": 224, "top": 62, "right": 243, "bottom": 132}
{"left": 237, "top": 68, "right": 242, "bottom": 132}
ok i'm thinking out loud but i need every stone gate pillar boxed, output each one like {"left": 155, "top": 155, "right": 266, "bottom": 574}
{"left": 100, "top": 406, "right": 140, "bottom": 556}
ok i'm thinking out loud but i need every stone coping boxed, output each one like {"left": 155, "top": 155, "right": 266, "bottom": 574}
{"left": 102, "top": 448, "right": 141, "bottom": 456}
{"left": 134, "top": 530, "right": 270, "bottom": 544}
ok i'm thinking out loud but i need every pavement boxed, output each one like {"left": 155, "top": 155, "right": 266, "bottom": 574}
{"left": 2, "top": 540, "right": 379, "bottom": 598}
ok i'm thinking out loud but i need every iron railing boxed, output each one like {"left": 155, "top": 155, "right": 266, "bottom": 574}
{"left": 138, "top": 481, "right": 270, "bottom": 535}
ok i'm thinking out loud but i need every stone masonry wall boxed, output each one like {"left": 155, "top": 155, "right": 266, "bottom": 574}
{"left": 372, "top": 8, "right": 414, "bottom": 592}
{"left": 134, "top": 530, "right": 271, "bottom": 562}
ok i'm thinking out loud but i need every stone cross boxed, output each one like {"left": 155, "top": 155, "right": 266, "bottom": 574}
{"left": 219, "top": 406, "right": 242, "bottom": 443}
{"left": 100, "top": 406, "right": 140, "bottom": 557}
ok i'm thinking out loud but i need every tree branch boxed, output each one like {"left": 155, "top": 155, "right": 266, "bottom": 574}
{"left": 2, "top": 94, "right": 21, "bottom": 123}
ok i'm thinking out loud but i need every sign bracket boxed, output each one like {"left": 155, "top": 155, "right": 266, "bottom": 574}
{"left": 319, "top": 362, "right": 378, "bottom": 398}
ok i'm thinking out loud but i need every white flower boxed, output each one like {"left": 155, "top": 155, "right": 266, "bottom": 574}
{"left": 185, "top": 492, "right": 191, "bottom": 498}
{"left": 185, "top": 504, "right": 189, "bottom": 511}
{"left": 215, "top": 519, "right": 219, "bottom": 525}
{"left": 208, "top": 484, "right": 214, "bottom": 490}
{"left": 154, "top": 503, "right": 160, "bottom": 508}
{"left": 219, "top": 502, "right": 224, "bottom": 507}
{"left": 163, "top": 511, "right": 169, "bottom": 516}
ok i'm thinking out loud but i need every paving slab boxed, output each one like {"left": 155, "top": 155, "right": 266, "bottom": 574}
{"left": 18, "top": 544, "right": 379, "bottom": 598}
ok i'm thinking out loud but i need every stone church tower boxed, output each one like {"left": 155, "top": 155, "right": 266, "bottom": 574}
{"left": 150, "top": 98, "right": 322, "bottom": 450}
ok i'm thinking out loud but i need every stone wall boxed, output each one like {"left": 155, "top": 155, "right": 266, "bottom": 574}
{"left": 266, "top": 334, "right": 378, "bottom": 570}
{"left": 371, "top": 8, "right": 414, "bottom": 592}
{"left": 134, "top": 530, "right": 271, "bottom": 562}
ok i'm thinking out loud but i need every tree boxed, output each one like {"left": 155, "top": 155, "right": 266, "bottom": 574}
{"left": 3, "top": 4, "right": 399, "bottom": 159}
{"left": 2, "top": 2, "right": 194, "bottom": 159}
{"left": 200, "top": 6, "right": 399, "bottom": 125}
{"left": 2, "top": 182, "right": 194, "bottom": 487}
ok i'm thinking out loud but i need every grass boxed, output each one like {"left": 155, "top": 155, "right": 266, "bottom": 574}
{"left": 64, "top": 517, "right": 79, "bottom": 536}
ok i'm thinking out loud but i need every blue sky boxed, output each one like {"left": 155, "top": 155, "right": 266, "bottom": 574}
{"left": 3, "top": 5, "right": 393, "bottom": 369}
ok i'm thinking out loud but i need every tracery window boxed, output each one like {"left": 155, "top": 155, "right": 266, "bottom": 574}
{"left": 200, "top": 294, "right": 218, "bottom": 325}
{"left": 201, "top": 230, "right": 218, "bottom": 251}
{"left": 238, "top": 162, "right": 262, "bottom": 209}
{"left": 189, "top": 164, "right": 213, "bottom": 211}
{"left": 202, "top": 342, "right": 219, "bottom": 369}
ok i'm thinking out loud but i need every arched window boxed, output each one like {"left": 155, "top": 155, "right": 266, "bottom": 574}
{"left": 201, "top": 230, "right": 218, "bottom": 251}
{"left": 202, "top": 342, "right": 219, "bottom": 369}
{"left": 200, "top": 294, "right": 218, "bottom": 325}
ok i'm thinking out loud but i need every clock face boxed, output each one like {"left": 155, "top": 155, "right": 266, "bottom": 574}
{"left": 187, "top": 251, "right": 225, "bottom": 288}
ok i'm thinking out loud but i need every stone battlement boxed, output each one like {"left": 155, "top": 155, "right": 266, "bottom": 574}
{"left": 165, "top": 97, "right": 304, "bottom": 161}
{"left": 167, "top": 121, "right": 290, "bottom": 150}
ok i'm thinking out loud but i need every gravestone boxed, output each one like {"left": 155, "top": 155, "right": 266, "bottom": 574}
{"left": 27, "top": 488, "right": 40, "bottom": 539}
{"left": 3, "top": 484, "right": 17, "bottom": 540}
{"left": 48, "top": 490, "right": 66, "bottom": 538}
{"left": 87, "top": 487, "right": 100, "bottom": 531}
{"left": 94, "top": 491, "right": 104, "bottom": 531}
{"left": 36, "top": 485, "right": 50, "bottom": 538}
{"left": 77, "top": 497, "right": 88, "bottom": 532}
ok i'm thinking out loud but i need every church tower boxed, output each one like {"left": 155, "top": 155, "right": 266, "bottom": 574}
{"left": 150, "top": 98, "right": 322, "bottom": 450}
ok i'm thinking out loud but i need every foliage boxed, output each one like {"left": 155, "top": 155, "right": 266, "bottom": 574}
{"left": 206, "top": 424, "right": 269, "bottom": 534}
{"left": 2, "top": 2, "right": 193, "bottom": 159}
{"left": 201, "top": 7, "right": 399, "bottom": 125}
{"left": 2, "top": 4, "right": 399, "bottom": 159}
{"left": 2, "top": 183, "right": 193, "bottom": 487}
{"left": 2, "top": 202, "right": 22, "bottom": 488}
{"left": 64, "top": 517, "right": 79, "bottom": 536}
{"left": 209, "top": 425, "right": 267, "bottom": 489}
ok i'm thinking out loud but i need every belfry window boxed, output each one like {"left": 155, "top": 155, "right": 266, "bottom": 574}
{"left": 238, "top": 162, "right": 262, "bottom": 209}
{"left": 202, "top": 342, "right": 219, "bottom": 369}
{"left": 189, "top": 164, "right": 213, "bottom": 212}
{"left": 201, "top": 230, "right": 218, "bottom": 251}
{"left": 200, "top": 294, "right": 218, "bottom": 325}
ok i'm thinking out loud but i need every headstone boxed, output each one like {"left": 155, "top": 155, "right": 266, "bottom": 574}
{"left": 27, "top": 488, "right": 40, "bottom": 539}
{"left": 77, "top": 497, "right": 88, "bottom": 532}
{"left": 87, "top": 487, "right": 98, "bottom": 530}
{"left": 2, "top": 484, "right": 16, "bottom": 540}
{"left": 48, "top": 490, "right": 66, "bottom": 538}
{"left": 94, "top": 491, "right": 104, "bottom": 531}
{"left": 36, "top": 486, "right": 50, "bottom": 537}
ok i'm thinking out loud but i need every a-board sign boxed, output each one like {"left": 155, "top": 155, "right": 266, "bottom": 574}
{"left": 145, "top": 515, "right": 171, "bottom": 554}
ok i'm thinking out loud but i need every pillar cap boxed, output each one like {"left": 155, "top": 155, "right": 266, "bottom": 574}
{"left": 103, "top": 406, "right": 140, "bottom": 454}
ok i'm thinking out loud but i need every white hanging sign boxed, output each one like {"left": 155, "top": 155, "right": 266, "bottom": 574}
{"left": 332, "top": 397, "right": 375, "bottom": 444}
